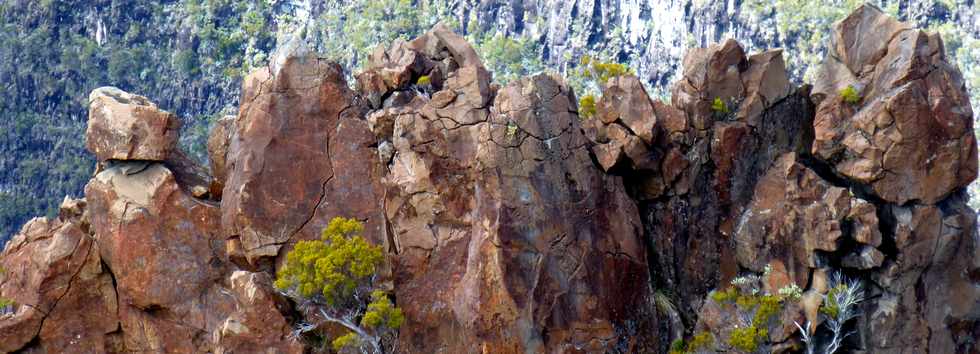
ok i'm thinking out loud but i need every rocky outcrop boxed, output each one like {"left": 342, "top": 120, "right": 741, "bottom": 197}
{"left": 1, "top": 6, "right": 978, "bottom": 354}
{"left": 85, "top": 87, "right": 181, "bottom": 162}
{"left": 811, "top": 5, "right": 977, "bottom": 205}
{"left": 690, "top": 5, "right": 980, "bottom": 353}
{"left": 0, "top": 199, "right": 118, "bottom": 353}
{"left": 361, "top": 26, "right": 656, "bottom": 353}
{"left": 0, "top": 85, "right": 302, "bottom": 352}
{"left": 584, "top": 38, "right": 814, "bottom": 337}
{"left": 220, "top": 41, "right": 384, "bottom": 263}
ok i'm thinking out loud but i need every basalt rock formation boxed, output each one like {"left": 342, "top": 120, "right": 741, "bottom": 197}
{"left": 1, "top": 5, "right": 977, "bottom": 354}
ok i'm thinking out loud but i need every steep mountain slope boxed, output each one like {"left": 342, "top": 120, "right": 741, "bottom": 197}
{"left": 1, "top": 0, "right": 977, "bottom": 249}
{"left": 1, "top": 6, "right": 978, "bottom": 353}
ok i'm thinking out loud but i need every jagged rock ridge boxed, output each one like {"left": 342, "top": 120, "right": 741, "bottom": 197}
{"left": 1, "top": 5, "right": 977, "bottom": 353}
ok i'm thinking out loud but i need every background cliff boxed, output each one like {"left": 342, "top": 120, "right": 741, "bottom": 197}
{"left": 2, "top": 0, "right": 979, "bottom": 244}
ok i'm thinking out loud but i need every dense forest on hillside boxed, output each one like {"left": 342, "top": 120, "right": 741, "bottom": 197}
{"left": 1, "top": 0, "right": 978, "bottom": 244}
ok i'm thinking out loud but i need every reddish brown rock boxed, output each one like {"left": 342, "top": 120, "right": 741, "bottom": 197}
{"left": 85, "top": 86, "right": 181, "bottom": 162}
{"left": 221, "top": 49, "right": 384, "bottom": 262}
{"left": 364, "top": 30, "right": 656, "bottom": 351}
{"left": 85, "top": 160, "right": 301, "bottom": 353}
{"left": 810, "top": 4, "right": 977, "bottom": 204}
{"left": 213, "top": 271, "right": 303, "bottom": 354}
{"left": 597, "top": 75, "right": 658, "bottom": 144}
{"left": 619, "top": 40, "right": 812, "bottom": 328}
{"left": 734, "top": 153, "right": 882, "bottom": 287}
{"left": 0, "top": 201, "right": 117, "bottom": 353}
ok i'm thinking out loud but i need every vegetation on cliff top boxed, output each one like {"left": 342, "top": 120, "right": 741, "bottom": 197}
{"left": 275, "top": 217, "right": 403, "bottom": 353}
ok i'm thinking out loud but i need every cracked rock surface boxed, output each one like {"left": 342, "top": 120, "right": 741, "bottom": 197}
{"left": 1, "top": 5, "right": 978, "bottom": 354}
{"left": 362, "top": 25, "right": 656, "bottom": 352}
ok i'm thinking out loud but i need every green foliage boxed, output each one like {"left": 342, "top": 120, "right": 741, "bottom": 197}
{"left": 669, "top": 332, "right": 714, "bottom": 354}
{"left": 711, "top": 97, "right": 730, "bottom": 115}
{"left": 711, "top": 286, "right": 739, "bottom": 303}
{"left": 362, "top": 290, "right": 405, "bottom": 329}
{"left": 752, "top": 295, "right": 782, "bottom": 328}
{"left": 471, "top": 31, "right": 544, "bottom": 84}
{"left": 578, "top": 94, "right": 597, "bottom": 120}
{"left": 275, "top": 217, "right": 384, "bottom": 305}
{"left": 416, "top": 75, "right": 431, "bottom": 86}
{"left": 728, "top": 325, "right": 766, "bottom": 352}
{"left": 821, "top": 284, "right": 847, "bottom": 318}
{"left": 275, "top": 218, "right": 401, "bottom": 353}
{"left": 669, "top": 338, "right": 687, "bottom": 354}
{"left": 839, "top": 85, "right": 861, "bottom": 104}
{"left": 331, "top": 332, "right": 361, "bottom": 352}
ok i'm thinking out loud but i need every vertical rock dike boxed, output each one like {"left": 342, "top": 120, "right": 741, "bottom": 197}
{"left": 0, "top": 5, "right": 977, "bottom": 354}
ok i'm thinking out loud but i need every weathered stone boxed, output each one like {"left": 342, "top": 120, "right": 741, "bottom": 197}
{"left": 221, "top": 50, "right": 384, "bottom": 262}
{"left": 376, "top": 67, "right": 656, "bottom": 352}
{"left": 597, "top": 75, "right": 657, "bottom": 144}
{"left": 0, "top": 207, "right": 117, "bottom": 353}
{"left": 811, "top": 4, "right": 977, "bottom": 204}
{"left": 409, "top": 23, "right": 485, "bottom": 71}
{"left": 86, "top": 86, "right": 181, "bottom": 162}
{"left": 213, "top": 271, "right": 303, "bottom": 354}
{"left": 85, "top": 161, "right": 299, "bottom": 352}
{"left": 207, "top": 115, "right": 235, "bottom": 198}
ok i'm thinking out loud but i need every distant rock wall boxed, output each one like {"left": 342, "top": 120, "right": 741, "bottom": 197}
{"left": 1, "top": 5, "right": 977, "bottom": 353}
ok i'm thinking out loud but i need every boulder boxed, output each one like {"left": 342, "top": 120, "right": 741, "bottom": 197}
{"left": 810, "top": 4, "right": 977, "bottom": 204}
{"left": 0, "top": 201, "right": 118, "bottom": 353}
{"left": 86, "top": 86, "right": 181, "bottom": 162}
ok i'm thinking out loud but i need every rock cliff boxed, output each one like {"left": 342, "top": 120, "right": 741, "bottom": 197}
{"left": 1, "top": 5, "right": 977, "bottom": 354}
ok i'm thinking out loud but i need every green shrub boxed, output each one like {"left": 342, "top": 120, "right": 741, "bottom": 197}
{"left": 711, "top": 286, "right": 739, "bottom": 303}
{"left": 579, "top": 56, "right": 632, "bottom": 86}
{"left": 669, "top": 338, "right": 687, "bottom": 354}
{"left": 688, "top": 332, "right": 715, "bottom": 351}
{"left": 669, "top": 332, "right": 714, "bottom": 354}
{"left": 579, "top": 94, "right": 597, "bottom": 120}
{"left": 728, "top": 325, "right": 766, "bottom": 352}
{"left": 839, "top": 85, "right": 861, "bottom": 104}
{"left": 820, "top": 284, "right": 847, "bottom": 318}
{"left": 752, "top": 295, "right": 783, "bottom": 328}
{"left": 416, "top": 75, "right": 431, "bottom": 86}
{"left": 711, "top": 97, "right": 730, "bottom": 115}
{"left": 275, "top": 217, "right": 400, "bottom": 353}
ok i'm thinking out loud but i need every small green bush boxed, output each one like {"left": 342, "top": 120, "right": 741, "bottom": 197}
{"left": 711, "top": 286, "right": 739, "bottom": 303}
{"left": 752, "top": 295, "right": 783, "bottom": 327}
{"left": 416, "top": 75, "right": 431, "bottom": 86}
{"left": 669, "top": 338, "right": 687, "bottom": 354}
{"left": 728, "top": 325, "right": 766, "bottom": 352}
{"left": 839, "top": 85, "right": 861, "bottom": 104}
{"left": 669, "top": 332, "right": 714, "bottom": 354}
{"left": 821, "top": 284, "right": 847, "bottom": 318}
{"left": 579, "top": 94, "right": 597, "bottom": 120}
{"left": 688, "top": 332, "right": 715, "bottom": 351}
{"left": 579, "top": 56, "right": 632, "bottom": 85}
{"left": 711, "top": 97, "right": 730, "bottom": 115}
